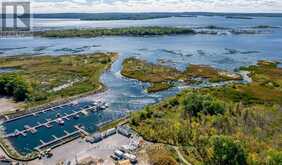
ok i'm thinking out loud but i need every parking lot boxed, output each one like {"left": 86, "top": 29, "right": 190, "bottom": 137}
{"left": 28, "top": 133, "right": 131, "bottom": 165}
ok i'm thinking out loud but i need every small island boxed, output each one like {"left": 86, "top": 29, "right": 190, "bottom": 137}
{"left": 0, "top": 52, "right": 118, "bottom": 114}
{"left": 121, "top": 57, "right": 242, "bottom": 93}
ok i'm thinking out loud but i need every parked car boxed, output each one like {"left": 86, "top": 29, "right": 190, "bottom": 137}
{"left": 105, "top": 128, "right": 116, "bottom": 137}
{"left": 114, "top": 149, "right": 124, "bottom": 159}
{"left": 110, "top": 155, "right": 120, "bottom": 161}
{"left": 117, "top": 125, "right": 132, "bottom": 137}
{"left": 92, "top": 132, "right": 103, "bottom": 143}
{"left": 0, "top": 159, "right": 12, "bottom": 165}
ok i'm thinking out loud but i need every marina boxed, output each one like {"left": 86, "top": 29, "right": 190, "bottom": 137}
{"left": 4, "top": 104, "right": 97, "bottom": 138}
{"left": 1, "top": 101, "right": 121, "bottom": 155}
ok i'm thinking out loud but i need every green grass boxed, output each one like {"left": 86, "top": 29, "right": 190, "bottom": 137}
{"left": 183, "top": 64, "right": 242, "bottom": 83}
{"left": 147, "top": 82, "right": 174, "bottom": 93}
{"left": 0, "top": 52, "right": 118, "bottom": 108}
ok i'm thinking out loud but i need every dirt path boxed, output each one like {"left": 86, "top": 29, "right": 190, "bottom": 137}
{"left": 174, "top": 147, "right": 192, "bottom": 165}
{"left": 0, "top": 97, "right": 23, "bottom": 114}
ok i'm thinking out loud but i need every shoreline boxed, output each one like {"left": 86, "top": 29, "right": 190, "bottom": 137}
{"left": 0, "top": 82, "right": 110, "bottom": 161}
{"left": 0, "top": 135, "right": 38, "bottom": 161}
{"left": 0, "top": 54, "right": 119, "bottom": 161}
{"left": 0, "top": 53, "right": 118, "bottom": 121}
{"left": 1, "top": 83, "right": 106, "bottom": 121}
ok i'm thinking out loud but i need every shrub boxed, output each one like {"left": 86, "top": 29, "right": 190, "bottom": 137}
{"left": 0, "top": 74, "right": 30, "bottom": 101}
{"left": 207, "top": 135, "right": 247, "bottom": 165}
{"left": 267, "top": 150, "right": 282, "bottom": 165}
{"left": 181, "top": 93, "right": 225, "bottom": 116}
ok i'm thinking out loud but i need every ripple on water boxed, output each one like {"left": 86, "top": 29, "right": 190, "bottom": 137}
{"left": 0, "top": 67, "right": 17, "bottom": 73}
{"left": 2, "top": 16, "right": 282, "bottom": 155}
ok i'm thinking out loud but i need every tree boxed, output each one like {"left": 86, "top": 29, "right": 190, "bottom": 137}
{"left": 181, "top": 93, "right": 225, "bottom": 117}
{"left": 267, "top": 150, "right": 282, "bottom": 165}
{"left": 0, "top": 74, "right": 30, "bottom": 101}
{"left": 207, "top": 135, "right": 247, "bottom": 165}
{"left": 13, "top": 83, "right": 29, "bottom": 101}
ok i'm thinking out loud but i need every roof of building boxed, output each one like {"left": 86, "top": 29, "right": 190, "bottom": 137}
{"left": 117, "top": 159, "right": 131, "bottom": 165}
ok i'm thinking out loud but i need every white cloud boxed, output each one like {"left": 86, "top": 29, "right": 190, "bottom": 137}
{"left": 26, "top": 0, "right": 282, "bottom": 13}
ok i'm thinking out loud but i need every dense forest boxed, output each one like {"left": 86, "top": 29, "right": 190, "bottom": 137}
{"left": 37, "top": 27, "right": 196, "bottom": 38}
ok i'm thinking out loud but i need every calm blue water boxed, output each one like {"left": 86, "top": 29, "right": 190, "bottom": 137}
{"left": 32, "top": 16, "right": 282, "bottom": 30}
{"left": 2, "top": 102, "right": 124, "bottom": 155}
{"left": 1, "top": 16, "right": 282, "bottom": 155}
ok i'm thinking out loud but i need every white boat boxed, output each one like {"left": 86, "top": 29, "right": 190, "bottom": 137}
{"left": 74, "top": 114, "right": 80, "bottom": 119}
{"left": 56, "top": 118, "right": 64, "bottom": 125}
{"left": 45, "top": 123, "right": 52, "bottom": 128}
{"left": 14, "top": 130, "right": 21, "bottom": 136}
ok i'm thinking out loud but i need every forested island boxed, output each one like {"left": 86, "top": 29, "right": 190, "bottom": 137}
{"left": 36, "top": 27, "right": 196, "bottom": 38}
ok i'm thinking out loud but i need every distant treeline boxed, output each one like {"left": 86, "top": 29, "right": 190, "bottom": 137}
{"left": 36, "top": 27, "right": 196, "bottom": 38}
{"left": 32, "top": 13, "right": 180, "bottom": 20}
{"left": 29, "top": 12, "right": 282, "bottom": 21}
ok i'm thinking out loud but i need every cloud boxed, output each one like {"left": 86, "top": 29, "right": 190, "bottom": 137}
{"left": 26, "top": 0, "right": 282, "bottom": 13}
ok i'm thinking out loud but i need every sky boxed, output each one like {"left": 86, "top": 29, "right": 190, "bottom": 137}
{"left": 1, "top": 0, "right": 282, "bottom": 13}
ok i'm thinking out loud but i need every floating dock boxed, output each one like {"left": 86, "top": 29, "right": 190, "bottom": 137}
{"left": 4, "top": 102, "right": 73, "bottom": 123}
{"left": 35, "top": 130, "right": 80, "bottom": 151}
{"left": 34, "top": 125, "right": 90, "bottom": 151}
{"left": 4, "top": 102, "right": 103, "bottom": 138}
{"left": 74, "top": 125, "right": 89, "bottom": 136}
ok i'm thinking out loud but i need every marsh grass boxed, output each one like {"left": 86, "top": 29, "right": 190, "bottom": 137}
{"left": 0, "top": 52, "right": 118, "bottom": 108}
{"left": 121, "top": 58, "right": 242, "bottom": 92}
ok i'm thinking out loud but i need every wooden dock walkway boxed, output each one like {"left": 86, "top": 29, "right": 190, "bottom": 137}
{"left": 4, "top": 104, "right": 99, "bottom": 138}
{"left": 4, "top": 102, "right": 73, "bottom": 123}
{"left": 35, "top": 130, "right": 80, "bottom": 151}
{"left": 74, "top": 125, "right": 89, "bottom": 136}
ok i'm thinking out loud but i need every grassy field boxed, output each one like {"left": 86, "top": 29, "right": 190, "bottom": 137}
{"left": 130, "top": 60, "right": 282, "bottom": 164}
{"left": 0, "top": 52, "right": 118, "bottom": 108}
{"left": 36, "top": 26, "right": 196, "bottom": 38}
{"left": 121, "top": 58, "right": 241, "bottom": 92}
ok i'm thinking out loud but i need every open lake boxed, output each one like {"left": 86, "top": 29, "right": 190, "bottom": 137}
{"left": 1, "top": 15, "right": 282, "bottom": 155}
